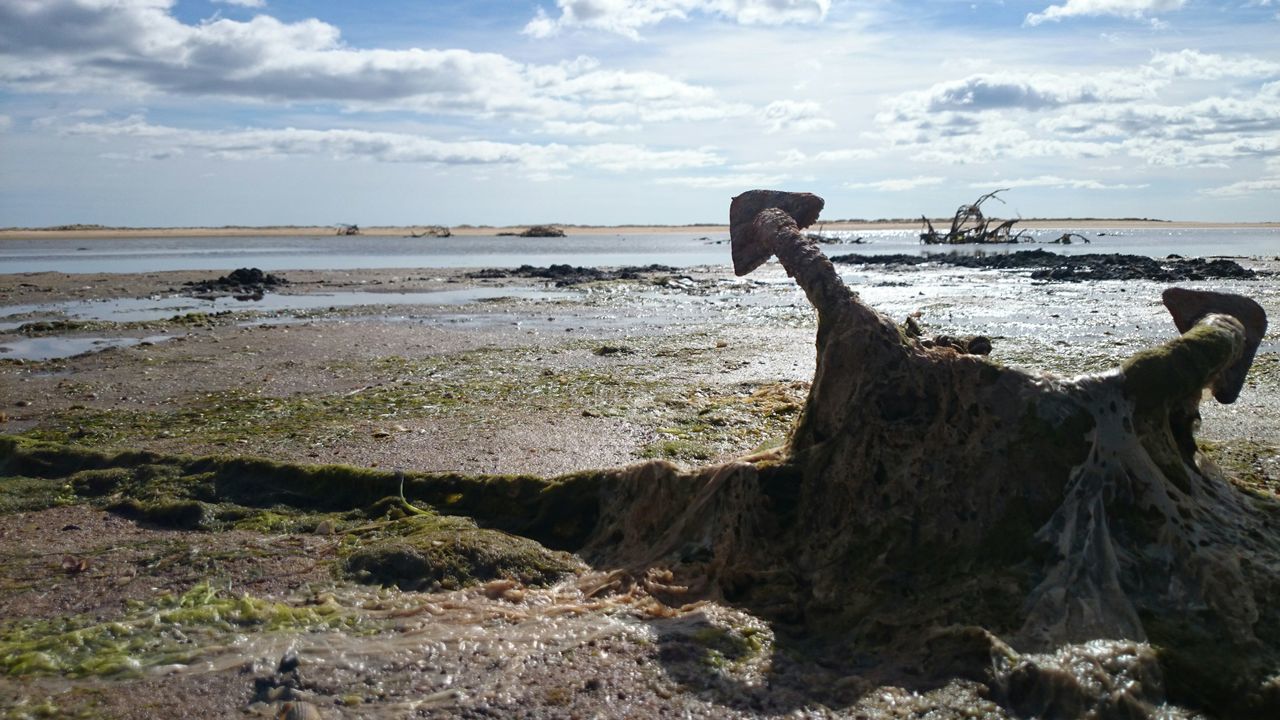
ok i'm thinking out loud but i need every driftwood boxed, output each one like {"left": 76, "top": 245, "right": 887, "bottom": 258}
{"left": 497, "top": 225, "right": 567, "bottom": 238}
{"left": 920, "top": 189, "right": 1030, "bottom": 244}
{"left": 1048, "top": 232, "right": 1091, "bottom": 245}
{"left": 409, "top": 226, "right": 451, "bottom": 238}
{"left": 565, "top": 190, "right": 1276, "bottom": 716}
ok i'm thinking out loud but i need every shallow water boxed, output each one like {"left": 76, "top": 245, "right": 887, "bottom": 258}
{"left": 0, "top": 334, "right": 174, "bottom": 361}
{"left": 2, "top": 228, "right": 1277, "bottom": 274}
{"left": 1, "top": 233, "right": 726, "bottom": 274}
{"left": 0, "top": 287, "right": 577, "bottom": 332}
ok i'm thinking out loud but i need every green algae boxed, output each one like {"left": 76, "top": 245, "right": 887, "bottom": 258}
{"left": 16, "top": 338, "right": 798, "bottom": 466}
{"left": 2, "top": 435, "right": 587, "bottom": 595}
{"left": 1199, "top": 438, "right": 1280, "bottom": 499}
{"left": 16, "top": 320, "right": 96, "bottom": 336}
{"left": 1122, "top": 319, "right": 1240, "bottom": 416}
{"left": 691, "top": 625, "right": 767, "bottom": 670}
{"left": 107, "top": 497, "right": 210, "bottom": 530}
{"left": 642, "top": 439, "right": 717, "bottom": 462}
{"left": 2, "top": 698, "right": 80, "bottom": 720}
{"left": 995, "top": 339, "right": 1154, "bottom": 379}
{"left": 341, "top": 513, "right": 580, "bottom": 591}
{"left": 0, "top": 434, "right": 601, "bottom": 560}
{"left": 0, "top": 582, "right": 353, "bottom": 679}
{"left": 18, "top": 349, "right": 639, "bottom": 447}
{"left": 0, "top": 436, "right": 604, "bottom": 640}
{"left": 641, "top": 381, "right": 805, "bottom": 462}
{"left": 0, "top": 476, "right": 76, "bottom": 513}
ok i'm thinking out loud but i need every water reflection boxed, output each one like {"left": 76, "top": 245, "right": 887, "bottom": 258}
{"left": 0, "top": 335, "right": 173, "bottom": 361}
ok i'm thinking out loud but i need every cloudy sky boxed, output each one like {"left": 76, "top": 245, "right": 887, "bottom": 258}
{"left": 1, "top": 0, "right": 1278, "bottom": 226}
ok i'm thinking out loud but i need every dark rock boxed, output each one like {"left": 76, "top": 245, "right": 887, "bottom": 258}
{"left": 923, "top": 335, "right": 992, "bottom": 355}
{"left": 183, "top": 267, "right": 287, "bottom": 296}
{"left": 831, "top": 249, "right": 1258, "bottom": 283}
{"left": 593, "top": 345, "right": 633, "bottom": 356}
{"left": 465, "top": 264, "right": 678, "bottom": 287}
{"left": 965, "top": 336, "right": 993, "bottom": 355}
{"left": 277, "top": 649, "right": 300, "bottom": 674}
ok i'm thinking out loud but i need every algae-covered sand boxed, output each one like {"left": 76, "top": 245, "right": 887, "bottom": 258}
{"left": 1, "top": 258, "right": 1278, "bottom": 718}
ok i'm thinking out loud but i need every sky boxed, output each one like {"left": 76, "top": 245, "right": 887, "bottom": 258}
{"left": 1, "top": 0, "right": 1278, "bottom": 227}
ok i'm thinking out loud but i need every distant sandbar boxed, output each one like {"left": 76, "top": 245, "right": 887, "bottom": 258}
{"left": 2, "top": 219, "right": 1277, "bottom": 240}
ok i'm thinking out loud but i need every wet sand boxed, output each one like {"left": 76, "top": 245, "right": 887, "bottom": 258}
{"left": 1, "top": 258, "right": 1278, "bottom": 717}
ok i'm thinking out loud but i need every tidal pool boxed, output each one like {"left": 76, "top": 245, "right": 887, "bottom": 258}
{"left": 0, "top": 287, "right": 578, "bottom": 331}
{"left": 0, "top": 334, "right": 174, "bottom": 361}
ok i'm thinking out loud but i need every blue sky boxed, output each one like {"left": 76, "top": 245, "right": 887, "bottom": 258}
{"left": 1, "top": 0, "right": 1278, "bottom": 226}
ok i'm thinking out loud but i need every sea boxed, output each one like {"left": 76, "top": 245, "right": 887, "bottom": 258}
{"left": 1, "top": 227, "right": 1277, "bottom": 275}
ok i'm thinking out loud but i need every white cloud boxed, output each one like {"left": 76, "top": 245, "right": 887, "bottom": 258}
{"left": 881, "top": 71, "right": 1157, "bottom": 120}
{"left": 0, "top": 115, "right": 11, "bottom": 132}
{"left": 0, "top": 0, "right": 739, "bottom": 125}
{"left": 1147, "top": 49, "right": 1280, "bottom": 80}
{"left": 735, "top": 147, "right": 880, "bottom": 171}
{"left": 1200, "top": 176, "right": 1280, "bottom": 197}
{"left": 760, "top": 100, "right": 835, "bottom": 134}
{"left": 810, "top": 148, "right": 880, "bottom": 163}
{"left": 1039, "top": 96, "right": 1280, "bottom": 143}
{"left": 571, "top": 142, "right": 722, "bottom": 172}
{"left": 1122, "top": 134, "right": 1280, "bottom": 167}
{"left": 539, "top": 120, "right": 637, "bottom": 136}
{"left": 654, "top": 172, "right": 790, "bottom": 188}
{"left": 213, "top": 0, "right": 266, "bottom": 8}
{"left": 845, "top": 176, "right": 945, "bottom": 192}
{"left": 524, "top": 0, "right": 831, "bottom": 39}
{"left": 1026, "top": 0, "right": 1185, "bottom": 26}
{"left": 971, "top": 175, "right": 1148, "bottom": 190}
{"left": 58, "top": 115, "right": 724, "bottom": 173}
{"left": 877, "top": 51, "right": 1280, "bottom": 170}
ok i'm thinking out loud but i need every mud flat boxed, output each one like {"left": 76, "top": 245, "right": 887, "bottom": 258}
{"left": 1, "top": 249, "right": 1278, "bottom": 718}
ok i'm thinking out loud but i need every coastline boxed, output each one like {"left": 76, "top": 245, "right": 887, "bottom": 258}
{"left": 2, "top": 219, "right": 1279, "bottom": 240}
